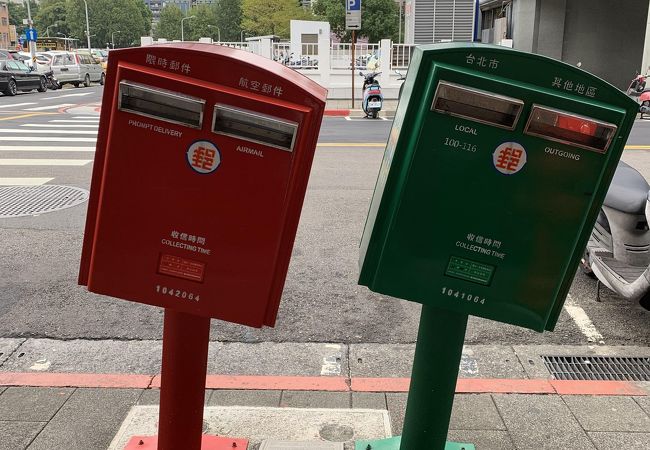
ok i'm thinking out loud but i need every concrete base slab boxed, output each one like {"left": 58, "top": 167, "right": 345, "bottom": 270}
{"left": 109, "top": 406, "right": 392, "bottom": 450}
{"left": 260, "top": 440, "right": 343, "bottom": 449}
{"left": 354, "top": 436, "right": 475, "bottom": 450}
{"left": 123, "top": 435, "right": 249, "bottom": 449}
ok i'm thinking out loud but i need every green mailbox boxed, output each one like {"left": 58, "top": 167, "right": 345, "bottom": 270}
{"left": 359, "top": 43, "right": 638, "bottom": 332}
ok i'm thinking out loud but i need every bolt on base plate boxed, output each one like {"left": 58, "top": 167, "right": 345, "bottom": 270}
{"left": 354, "top": 436, "right": 475, "bottom": 450}
{"left": 123, "top": 435, "right": 249, "bottom": 449}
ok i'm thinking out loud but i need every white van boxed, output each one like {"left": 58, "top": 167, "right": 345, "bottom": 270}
{"left": 45, "top": 51, "right": 105, "bottom": 87}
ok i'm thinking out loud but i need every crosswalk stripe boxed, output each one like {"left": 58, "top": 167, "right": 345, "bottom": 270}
{"left": 0, "top": 159, "right": 92, "bottom": 166}
{"left": 0, "top": 137, "right": 96, "bottom": 142}
{"left": 0, "top": 129, "right": 97, "bottom": 135}
{"left": 25, "top": 103, "right": 75, "bottom": 111}
{"left": 41, "top": 93, "right": 92, "bottom": 100}
{"left": 0, "top": 178, "right": 53, "bottom": 186}
{"left": 0, "top": 103, "right": 37, "bottom": 109}
{"left": 22, "top": 124, "right": 99, "bottom": 128}
{"left": 50, "top": 120, "right": 99, "bottom": 123}
{"left": 0, "top": 145, "right": 95, "bottom": 152}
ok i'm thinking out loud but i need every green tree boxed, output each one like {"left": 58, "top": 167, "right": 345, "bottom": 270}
{"left": 66, "top": 0, "right": 150, "bottom": 49}
{"left": 312, "top": 0, "right": 345, "bottom": 38}
{"left": 155, "top": 5, "right": 183, "bottom": 40}
{"left": 361, "top": 0, "right": 399, "bottom": 42}
{"left": 35, "top": 0, "right": 70, "bottom": 38}
{"left": 184, "top": 4, "right": 219, "bottom": 41}
{"left": 313, "top": 0, "right": 398, "bottom": 42}
{"left": 215, "top": 0, "right": 242, "bottom": 42}
{"left": 242, "top": 0, "right": 312, "bottom": 39}
{"left": 8, "top": 1, "right": 39, "bottom": 35}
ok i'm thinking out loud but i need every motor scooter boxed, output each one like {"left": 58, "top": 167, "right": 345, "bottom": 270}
{"left": 360, "top": 71, "right": 383, "bottom": 119}
{"left": 582, "top": 161, "right": 650, "bottom": 310}
{"left": 44, "top": 71, "right": 59, "bottom": 90}
{"left": 396, "top": 70, "right": 406, "bottom": 99}
{"left": 627, "top": 72, "right": 647, "bottom": 96}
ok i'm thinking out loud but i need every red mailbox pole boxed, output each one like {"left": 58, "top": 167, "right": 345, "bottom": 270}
{"left": 157, "top": 310, "right": 211, "bottom": 450}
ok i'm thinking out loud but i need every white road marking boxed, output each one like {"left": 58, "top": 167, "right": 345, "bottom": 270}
{"left": 41, "top": 93, "right": 92, "bottom": 100}
{"left": 0, "top": 102, "right": 37, "bottom": 109}
{"left": 0, "top": 129, "right": 97, "bottom": 134}
{"left": 70, "top": 116, "right": 100, "bottom": 119}
{"left": 563, "top": 295, "right": 605, "bottom": 344}
{"left": 22, "top": 124, "right": 98, "bottom": 128}
{"left": 0, "top": 159, "right": 92, "bottom": 166}
{"left": 0, "top": 145, "right": 95, "bottom": 152}
{"left": 344, "top": 116, "right": 351, "bottom": 121}
{"left": 0, "top": 137, "right": 96, "bottom": 142}
{"left": 24, "top": 103, "right": 75, "bottom": 111}
{"left": 0, "top": 177, "right": 53, "bottom": 185}
{"left": 50, "top": 120, "right": 99, "bottom": 123}
{"left": 379, "top": 116, "right": 388, "bottom": 121}
{"left": 321, "top": 344, "right": 342, "bottom": 376}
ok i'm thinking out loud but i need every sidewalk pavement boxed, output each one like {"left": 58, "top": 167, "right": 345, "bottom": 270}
{"left": 0, "top": 339, "right": 648, "bottom": 450}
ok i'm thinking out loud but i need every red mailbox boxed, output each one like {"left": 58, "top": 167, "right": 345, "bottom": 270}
{"left": 79, "top": 43, "right": 326, "bottom": 327}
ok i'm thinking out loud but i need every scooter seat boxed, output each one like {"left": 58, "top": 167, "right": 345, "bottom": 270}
{"left": 603, "top": 161, "right": 650, "bottom": 214}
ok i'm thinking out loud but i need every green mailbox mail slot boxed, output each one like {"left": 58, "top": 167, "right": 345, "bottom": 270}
{"left": 359, "top": 43, "right": 638, "bottom": 332}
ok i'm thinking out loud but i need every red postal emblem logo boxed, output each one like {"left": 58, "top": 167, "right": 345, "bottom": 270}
{"left": 187, "top": 141, "right": 221, "bottom": 174}
{"left": 493, "top": 142, "right": 527, "bottom": 175}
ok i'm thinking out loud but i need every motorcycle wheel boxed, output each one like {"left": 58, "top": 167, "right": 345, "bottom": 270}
{"left": 37, "top": 76, "right": 47, "bottom": 93}
{"left": 371, "top": 111, "right": 378, "bottom": 119}
{"left": 640, "top": 292, "right": 650, "bottom": 311}
{"left": 580, "top": 250, "right": 597, "bottom": 279}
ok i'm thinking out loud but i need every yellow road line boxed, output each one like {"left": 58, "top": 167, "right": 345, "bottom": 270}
{"left": 0, "top": 112, "right": 57, "bottom": 121}
{"left": 624, "top": 145, "right": 650, "bottom": 150}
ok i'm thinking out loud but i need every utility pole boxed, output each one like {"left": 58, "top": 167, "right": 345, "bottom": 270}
{"left": 24, "top": 1, "right": 36, "bottom": 61}
{"left": 83, "top": 0, "right": 91, "bottom": 50}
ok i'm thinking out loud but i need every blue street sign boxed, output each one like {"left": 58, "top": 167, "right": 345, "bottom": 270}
{"left": 347, "top": 0, "right": 361, "bottom": 12}
{"left": 26, "top": 28, "right": 38, "bottom": 42}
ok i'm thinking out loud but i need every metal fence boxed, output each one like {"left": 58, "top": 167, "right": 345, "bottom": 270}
{"left": 221, "top": 41, "right": 416, "bottom": 71}
{"left": 331, "top": 43, "right": 381, "bottom": 70}
{"left": 391, "top": 44, "right": 416, "bottom": 70}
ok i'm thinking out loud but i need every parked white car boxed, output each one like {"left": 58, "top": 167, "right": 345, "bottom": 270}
{"left": 44, "top": 51, "right": 105, "bottom": 87}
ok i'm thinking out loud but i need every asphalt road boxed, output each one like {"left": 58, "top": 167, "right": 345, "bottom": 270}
{"left": 0, "top": 86, "right": 647, "bottom": 348}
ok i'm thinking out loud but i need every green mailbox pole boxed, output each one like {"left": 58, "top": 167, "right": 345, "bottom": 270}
{"left": 356, "top": 44, "right": 638, "bottom": 450}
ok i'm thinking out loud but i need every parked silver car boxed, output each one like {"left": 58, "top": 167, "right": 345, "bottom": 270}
{"left": 45, "top": 51, "right": 105, "bottom": 88}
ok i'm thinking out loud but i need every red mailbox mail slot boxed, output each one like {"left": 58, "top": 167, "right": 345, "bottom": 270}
{"left": 79, "top": 43, "right": 326, "bottom": 328}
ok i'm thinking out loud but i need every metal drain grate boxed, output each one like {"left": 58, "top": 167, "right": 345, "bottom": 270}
{"left": 542, "top": 355, "right": 650, "bottom": 381}
{"left": 0, "top": 185, "right": 89, "bottom": 218}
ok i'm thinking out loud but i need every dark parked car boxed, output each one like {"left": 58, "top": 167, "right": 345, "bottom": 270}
{"left": 0, "top": 59, "right": 47, "bottom": 96}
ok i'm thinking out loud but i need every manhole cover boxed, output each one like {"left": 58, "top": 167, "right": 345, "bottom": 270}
{"left": 542, "top": 355, "right": 650, "bottom": 381}
{"left": 0, "top": 185, "right": 89, "bottom": 218}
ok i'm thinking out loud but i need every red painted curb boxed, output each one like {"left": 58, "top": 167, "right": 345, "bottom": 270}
{"left": 550, "top": 380, "right": 648, "bottom": 396}
{"left": 456, "top": 378, "right": 556, "bottom": 394}
{"left": 351, "top": 377, "right": 410, "bottom": 392}
{"left": 0, "top": 372, "right": 153, "bottom": 389}
{"left": 324, "top": 109, "right": 350, "bottom": 116}
{"left": 0, "top": 372, "right": 646, "bottom": 396}
{"left": 151, "top": 374, "right": 349, "bottom": 391}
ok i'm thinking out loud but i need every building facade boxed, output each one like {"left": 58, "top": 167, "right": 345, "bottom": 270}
{"left": 0, "top": 1, "right": 9, "bottom": 50}
{"left": 404, "top": 0, "right": 478, "bottom": 44}
{"left": 148, "top": 0, "right": 214, "bottom": 19}
{"left": 479, "top": 0, "right": 649, "bottom": 90}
